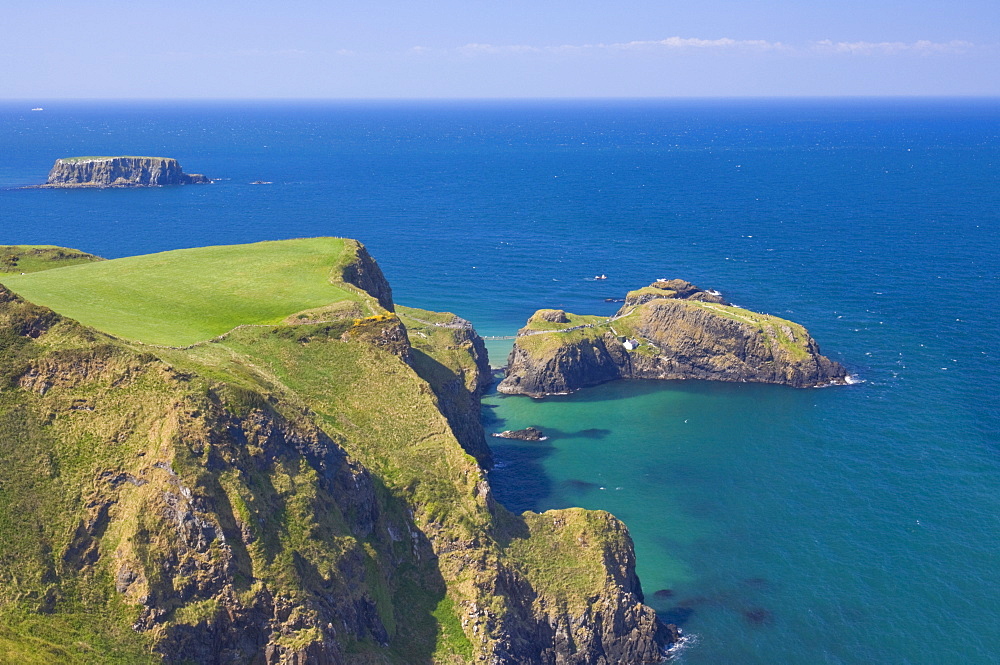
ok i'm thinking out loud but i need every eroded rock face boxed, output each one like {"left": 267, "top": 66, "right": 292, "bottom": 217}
{"left": 339, "top": 240, "right": 394, "bottom": 312}
{"left": 499, "top": 280, "right": 848, "bottom": 396}
{"left": 621, "top": 298, "right": 847, "bottom": 388}
{"left": 42, "top": 157, "right": 210, "bottom": 188}
{"left": 500, "top": 333, "right": 625, "bottom": 396}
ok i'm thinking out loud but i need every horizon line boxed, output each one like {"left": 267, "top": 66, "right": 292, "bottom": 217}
{"left": 4, "top": 94, "right": 1000, "bottom": 103}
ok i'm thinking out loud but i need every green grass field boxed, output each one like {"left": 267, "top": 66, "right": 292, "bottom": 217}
{"left": 0, "top": 238, "right": 359, "bottom": 346}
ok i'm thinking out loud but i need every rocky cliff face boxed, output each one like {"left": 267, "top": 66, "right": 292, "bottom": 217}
{"left": 499, "top": 331, "right": 626, "bottom": 396}
{"left": 42, "top": 157, "right": 210, "bottom": 188}
{"left": 339, "top": 239, "right": 395, "bottom": 312}
{"left": 486, "top": 510, "right": 679, "bottom": 665}
{"left": 499, "top": 280, "right": 848, "bottom": 396}
{"left": 0, "top": 249, "right": 673, "bottom": 663}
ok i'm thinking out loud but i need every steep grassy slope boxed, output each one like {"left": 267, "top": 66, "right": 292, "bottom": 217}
{"left": 0, "top": 240, "right": 671, "bottom": 664}
{"left": 0, "top": 239, "right": 365, "bottom": 347}
{"left": 396, "top": 306, "right": 494, "bottom": 466}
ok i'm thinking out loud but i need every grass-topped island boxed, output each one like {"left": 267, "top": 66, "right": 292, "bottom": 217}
{"left": 498, "top": 278, "right": 848, "bottom": 396}
{"left": 0, "top": 238, "right": 675, "bottom": 664}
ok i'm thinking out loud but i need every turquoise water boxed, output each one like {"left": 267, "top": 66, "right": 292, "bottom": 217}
{"left": 2, "top": 99, "right": 999, "bottom": 662}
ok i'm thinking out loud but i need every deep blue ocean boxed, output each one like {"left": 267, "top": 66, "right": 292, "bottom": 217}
{"left": 2, "top": 99, "right": 999, "bottom": 663}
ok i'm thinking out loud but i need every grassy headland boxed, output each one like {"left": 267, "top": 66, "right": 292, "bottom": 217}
{"left": 0, "top": 239, "right": 663, "bottom": 662}
{"left": 0, "top": 238, "right": 364, "bottom": 347}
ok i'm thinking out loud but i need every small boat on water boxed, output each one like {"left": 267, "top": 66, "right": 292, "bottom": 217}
{"left": 31, "top": 107, "right": 43, "bottom": 111}
{"left": 594, "top": 274, "right": 607, "bottom": 280}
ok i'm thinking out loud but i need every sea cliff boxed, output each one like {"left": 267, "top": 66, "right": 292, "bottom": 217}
{"left": 0, "top": 241, "right": 674, "bottom": 663}
{"left": 499, "top": 280, "right": 848, "bottom": 396}
{"left": 41, "top": 156, "right": 210, "bottom": 188}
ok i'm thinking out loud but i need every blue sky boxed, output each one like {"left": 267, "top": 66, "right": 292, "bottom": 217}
{"left": 3, "top": 0, "right": 998, "bottom": 97}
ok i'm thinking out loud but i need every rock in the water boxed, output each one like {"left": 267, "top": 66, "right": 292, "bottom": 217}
{"left": 492, "top": 426, "right": 548, "bottom": 441}
{"left": 41, "top": 156, "right": 210, "bottom": 188}
{"left": 499, "top": 279, "right": 849, "bottom": 396}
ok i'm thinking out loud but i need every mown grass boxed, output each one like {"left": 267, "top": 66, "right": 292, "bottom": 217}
{"left": 0, "top": 242, "right": 639, "bottom": 662}
{"left": 0, "top": 238, "right": 358, "bottom": 346}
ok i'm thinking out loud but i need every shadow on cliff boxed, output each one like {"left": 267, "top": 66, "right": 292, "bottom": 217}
{"left": 410, "top": 348, "right": 493, "bottom": 467}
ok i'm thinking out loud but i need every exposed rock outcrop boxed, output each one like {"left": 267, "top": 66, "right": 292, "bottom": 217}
{"left": 339, "top": 239, "right": 394, "bottom": 312}
{"left": 499, "top": 280, "right": 848, "bottom": 396}
{"left": 41, "top": 156, "right": 210, "bottom": 188}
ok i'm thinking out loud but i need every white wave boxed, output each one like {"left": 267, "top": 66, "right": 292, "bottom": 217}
{"left": 664, "top": 632, "right": 699, "bottom": 661}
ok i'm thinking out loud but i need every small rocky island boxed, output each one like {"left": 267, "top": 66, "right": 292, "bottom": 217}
{"left": 498, "top": 279, "right": 849, "bottom": 396}
{"left": 492, "top": 426, "right": 548, "bottom": 441}
{"left": 41, "top": 156, "right": 210, "bottom": 188}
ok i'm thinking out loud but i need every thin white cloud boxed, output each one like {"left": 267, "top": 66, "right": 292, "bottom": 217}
{"left": 610, "top": 37, "right": 788, "bottom": 51}
{"left": 458, "top": 43, "right": 542, "bottom": 55}
{"left": 443, "top": 37, "right": 979, "bottom": 58}
{"left": 232, "top": 48, "right": 308, "bottom": 58}
{"left": 812, "top": 39, "right": 975, "bottom": 55}
{"left": 455, "top": 37, "right": 786, "bottom": 55}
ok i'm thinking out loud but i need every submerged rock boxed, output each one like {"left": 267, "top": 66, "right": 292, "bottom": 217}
{"left": 41, "top": 156, "right": 210, "bottom": 188}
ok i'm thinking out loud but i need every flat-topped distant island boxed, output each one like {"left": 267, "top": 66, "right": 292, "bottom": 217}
{"left": 39, "top": 156, "right": 210, "bottom": 188}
